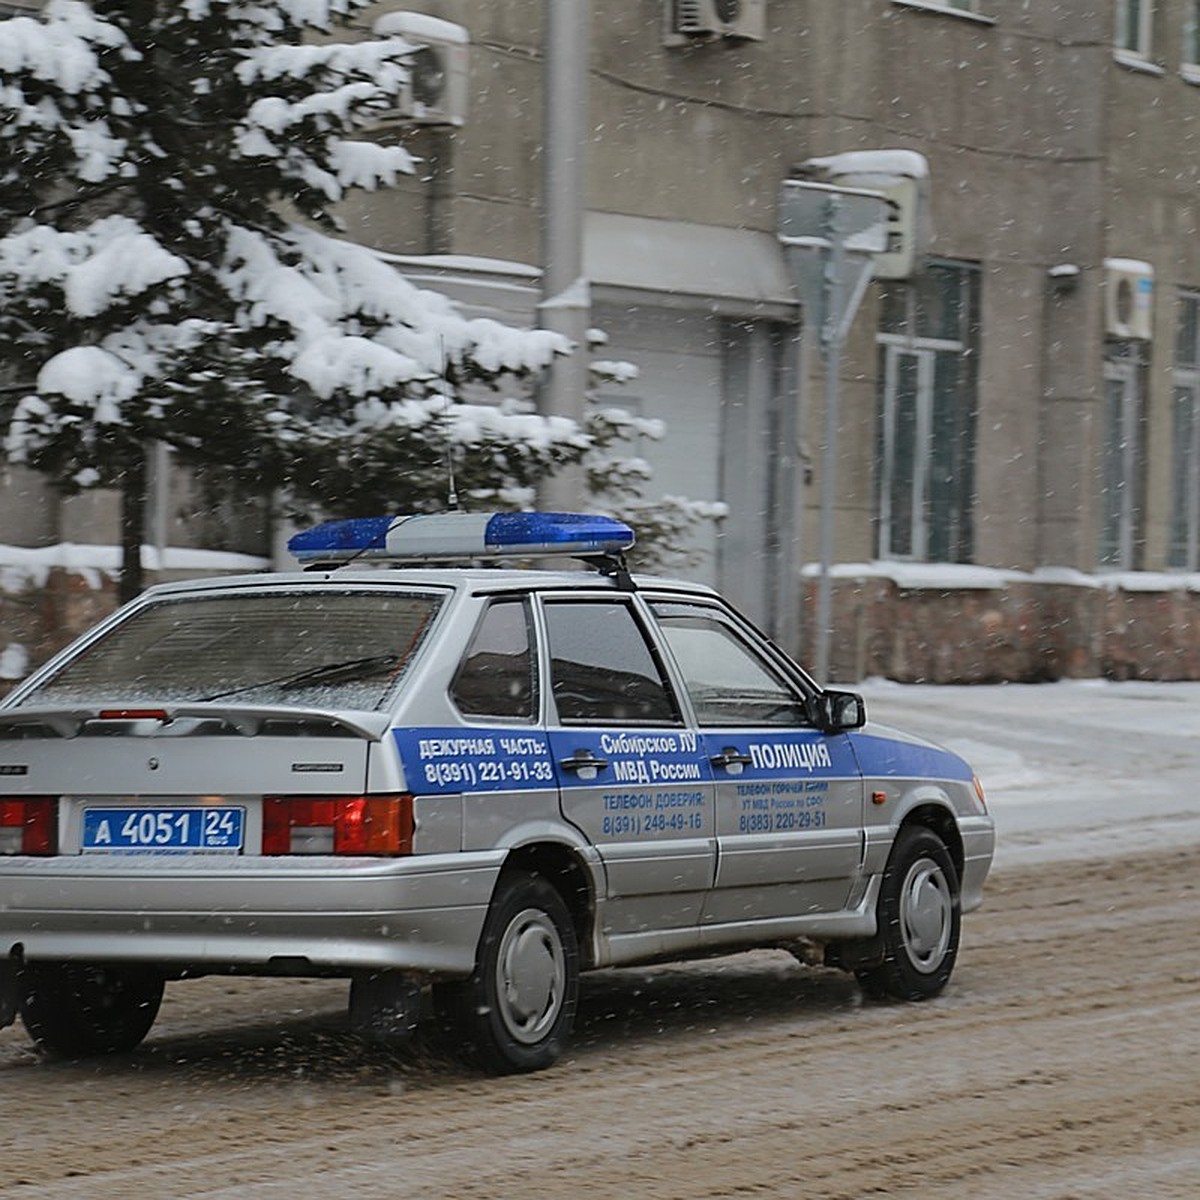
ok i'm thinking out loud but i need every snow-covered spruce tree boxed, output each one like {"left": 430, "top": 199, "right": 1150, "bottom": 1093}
{"left": 0, "top": 0, "right": 585, "bottom": 601}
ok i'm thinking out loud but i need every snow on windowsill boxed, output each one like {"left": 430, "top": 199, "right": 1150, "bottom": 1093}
{"left": 889, "top": 1, "right": 996, "bottom": 26}
{"left": 1095, "top": 570, "right": 1200, "bottom": 593}
{"left": 379, "top": 253, "right": 541, "bottom": 281}
{"left": 801, "top": 562, "right": 1024, "bottom": 590}
{"left": 1113, "top": 50, "right": 1166, "bottom": 76}
{"left": 801, "top": 561, "right": 1200, "bottom": 594}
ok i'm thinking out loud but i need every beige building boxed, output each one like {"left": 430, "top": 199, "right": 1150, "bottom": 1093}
{"left": 7, "top": 0, "right": 1200, "bottom": 679}
{"left": 346, "top": 0, "right": 1200, "bottom": 675}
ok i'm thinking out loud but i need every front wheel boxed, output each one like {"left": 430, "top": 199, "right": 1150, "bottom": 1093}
{"left": 856, "top": 826, "right": 961, "bottom": 1002}
{"left": 20, "top": 962, "right": 164, "bottom": 1057}
{"left": 439, "top": 870, "right": 579, "bottom": 1074}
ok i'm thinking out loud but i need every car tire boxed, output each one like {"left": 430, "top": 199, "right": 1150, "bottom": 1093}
{"left": 19, "top": 962, "right": 164, "bottom": 1057}
{"left": 439, "top": 870, "right": 579, "bottom": 1074}
{"left": 856, "top": 825, "right": 961, "bottom": 1002}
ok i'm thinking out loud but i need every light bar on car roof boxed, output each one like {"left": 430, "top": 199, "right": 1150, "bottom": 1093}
{"left": 287, "top": 511, "right": 636, "bottom": 564}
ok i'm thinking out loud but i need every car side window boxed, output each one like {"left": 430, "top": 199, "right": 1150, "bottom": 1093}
{"left": 542, "top": 600, "right": 681, "bottom": 726}
{"left": 650, "top": 602, "right": 809, "bottom": 727}
{"left": 450, "top": 599, "right": 536, "bottom": 720}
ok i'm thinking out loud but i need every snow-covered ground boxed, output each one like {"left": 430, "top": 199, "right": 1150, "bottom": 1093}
{"left": 858, "top": 678, "right": 1200, "bottom": 870}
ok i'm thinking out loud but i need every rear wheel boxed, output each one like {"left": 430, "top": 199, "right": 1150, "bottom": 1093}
{"left": 439, "top": 870, "right": 579, "bottom": 1074}
{"left": 19, "top": 963, "right": 164, "bottom": 1057}
{"left": 856, "top": 826, "right": 961, "bottom": 1001}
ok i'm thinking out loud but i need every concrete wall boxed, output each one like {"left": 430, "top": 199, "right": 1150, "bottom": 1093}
{"left": 344, "top": 0, "right": 1127, "bottom": 581}
{"left": 1104, "top": 2, "right": 1200, "bottom": 569}
{"left": 226, "top": 0, "right": 1200, "bottom": 588}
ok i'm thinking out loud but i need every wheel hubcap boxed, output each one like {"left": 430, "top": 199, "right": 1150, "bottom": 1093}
{"left": 899, "top": 856, "right": 952, "bottom": 973}
{"left": 495, "top": 907, "right": 566, "bottom": 1044}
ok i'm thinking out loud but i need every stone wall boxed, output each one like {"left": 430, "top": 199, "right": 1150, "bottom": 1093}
{"left": 0, "top": 568, "right": 120, "bottom": 698}
{"left": 805, "top": 568, "right": 1200, "bottom": 684}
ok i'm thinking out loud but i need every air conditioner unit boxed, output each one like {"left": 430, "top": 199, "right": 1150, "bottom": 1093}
{"left": 664, "top": 0, "right": 766, "bottom": 45}
{"left": 1103, "top": 258, "right": 1154, "bottom": 341}
{"left": 371, "top": 12, "right": 469, "bottom": 128}
{"left": 799, "top": 150, "right": 931, "bottom": 279}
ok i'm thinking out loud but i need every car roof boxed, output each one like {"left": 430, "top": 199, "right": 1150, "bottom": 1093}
{"left": 135, "top": 566, "right": 722, "bottom": 602}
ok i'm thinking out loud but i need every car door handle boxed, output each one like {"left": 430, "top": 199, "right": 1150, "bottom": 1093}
{"left": 559, "top": 751, "right": 610, "bottom": 773}
{"left": 710, "top": 747, "right": 753, "bottom": 770}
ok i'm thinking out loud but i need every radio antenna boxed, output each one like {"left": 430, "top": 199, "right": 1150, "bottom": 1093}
{"left": 445, "top": 420, "right": 459, "bottom": 511}
{"left": 441, "top": 338, "right": 460, "bottom": 511}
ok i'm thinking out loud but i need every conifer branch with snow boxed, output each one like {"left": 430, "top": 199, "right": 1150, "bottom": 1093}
{"left": 0, "top": 0, "right": 582, "bottom": 598}
{"left": 0, "top": 0, "right": 723, "bottom": 596}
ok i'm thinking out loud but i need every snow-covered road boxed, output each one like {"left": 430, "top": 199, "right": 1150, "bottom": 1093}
{"left": 858, "top": 678, "right": 1200, "bottom": 868}
{"left": 4, "top": 679, "right": 1200, "bottom": 1199}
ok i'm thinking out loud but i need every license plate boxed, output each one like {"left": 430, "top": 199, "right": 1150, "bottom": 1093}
{"left": 82, "top": 807, "right": 244, "bottom": 854}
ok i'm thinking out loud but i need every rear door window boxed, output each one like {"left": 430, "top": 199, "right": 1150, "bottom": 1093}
{"left": 542, "top": 600, "right": 681, "bottom": 726}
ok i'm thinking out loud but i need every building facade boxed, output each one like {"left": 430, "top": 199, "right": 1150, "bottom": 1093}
{"left": 348, "top": 0, "right": 1200, "bottom": 676}
{"left": 6, "top": 0, "right": 1200, "bottom": 681}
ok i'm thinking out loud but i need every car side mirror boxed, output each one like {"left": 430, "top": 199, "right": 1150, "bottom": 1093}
{"left": 807, "top": 689, "right": 867, "bottom": 734}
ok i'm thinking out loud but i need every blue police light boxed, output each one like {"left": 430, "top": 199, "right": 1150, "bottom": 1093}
{"left": 288, "top": 511, "right": 636, "bottom": 564}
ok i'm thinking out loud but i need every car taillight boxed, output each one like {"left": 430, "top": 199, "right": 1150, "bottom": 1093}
{"left": 261, "top": 795, "right": 413, "bottom": 856}
{"left": 0, "top": 798, "right": 57, "bottom": 855}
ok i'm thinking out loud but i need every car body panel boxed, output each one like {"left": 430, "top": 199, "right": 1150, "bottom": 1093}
{"left": 0, "top": 850, "right": 503, "bottom": 974}
{"left": 702, "top": 728, "right": 864, "bottom": 924}
{"left": 548, "top": 725, "right": 716, "bottom": 932}
{"left": 851, "top": 723, "right": 994, "bottom": 911}
{"left": 0, "top": 728, "right": 373, "bottom": 806}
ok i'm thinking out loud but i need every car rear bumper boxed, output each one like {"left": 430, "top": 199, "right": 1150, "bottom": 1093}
{"left": 0, "top": 851, "right": 505, "bottom": 977}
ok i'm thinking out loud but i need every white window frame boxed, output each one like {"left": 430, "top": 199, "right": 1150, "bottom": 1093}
{"left": 1100, "top": 357, "right": 1144, "bottom": 571}
{"left": 878, "top": 343, "right": 936, "bottom": 562}
{"left": 1170, "top": 293, "right": 1200, "bottom": 569}
{"left": 1184, "top": 1, "right": 1200, "bottom": 83}
{"left": 1115, "top": 0, "right": 1155, "bottom": 65}
{"left": 875, "top": 262, "right": 979, "bottom": 566}
{"left": 1169, "top": 373, "right": 1200, "bottom": 568}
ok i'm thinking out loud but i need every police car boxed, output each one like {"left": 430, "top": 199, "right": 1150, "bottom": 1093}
{"left": 0, "top": 512, "right": 994, "bottom": 1073}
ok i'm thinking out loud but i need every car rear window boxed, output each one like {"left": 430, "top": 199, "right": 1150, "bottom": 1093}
{"left": 18, "top": 589, "right": 444, "bottom": 711}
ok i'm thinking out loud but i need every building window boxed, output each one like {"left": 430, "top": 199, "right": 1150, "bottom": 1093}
{"left": 1169, "top": 293, "right": 1200, "bottom": 568}
{"left": 542, "top": 600, "right": 680, "bottom": 726}
{"left": 1100, "top": 344, "right": 1147, "bottom": 570}
{"left": 1185, "top": 1, "right": 1200, "bottom": 71}
{"left": 1115, "top": 0, "right": 1154, "bottom": 59}
{"left": 875, "top": 261, "right": 980, "bottom": 563}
